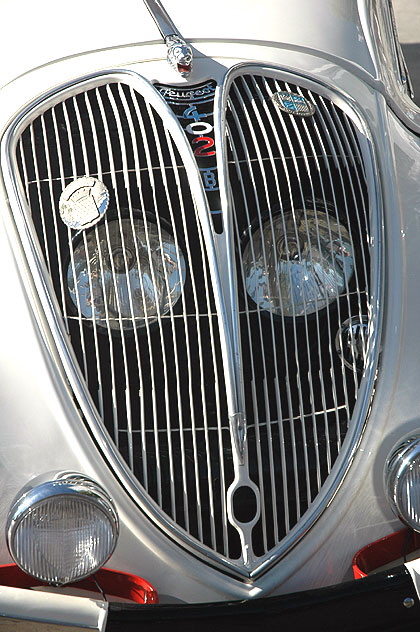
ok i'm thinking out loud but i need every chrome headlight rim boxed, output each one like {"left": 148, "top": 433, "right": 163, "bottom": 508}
{"left": 240, "top": 199, "right": 356, "bottom": 320}
{"left": 66, "top": 210, "right": 188, "bottom": 335}
{"left": 6, "top": 472, "right": 119, "bottom": 586}
{"left": 385, "top": 435, "right": 420, "bottom": 531}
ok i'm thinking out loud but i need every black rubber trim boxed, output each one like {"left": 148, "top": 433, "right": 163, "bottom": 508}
{"left": 106, "top": 566, "right": 420, "bottom": 631}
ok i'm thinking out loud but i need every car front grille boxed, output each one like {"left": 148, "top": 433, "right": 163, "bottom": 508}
{"left": 11, "top": 68, "right": 380, "bottom": 578}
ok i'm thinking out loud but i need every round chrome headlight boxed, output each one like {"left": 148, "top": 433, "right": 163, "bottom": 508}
{"left": 385, "top": 436, "right": 420, "bottom": 531}
{"left": 242, "top": 208, "right": 354, "bottom": 317}
{"left": 7, "top": 473, "right": 119, "bottom": 585}
{"left": 67, "top": 216, "right": 186, "bottom": 330}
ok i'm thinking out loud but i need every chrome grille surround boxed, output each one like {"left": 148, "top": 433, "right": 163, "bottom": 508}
{"left": 2, "top": 65, "right": 382, "bottom": 580}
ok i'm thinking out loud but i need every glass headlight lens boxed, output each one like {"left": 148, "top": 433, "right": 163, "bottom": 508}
{"left": 385, "top": 436, "right": 420, "bottom": 531}
{"left": 242, "top": 208, "right": 354, "bottom": 317}
{"left": 68, "top": 217, "right": 186, "bottom": 330}
{"left": 7, "top": 473, "right": 119, "bottom": 585}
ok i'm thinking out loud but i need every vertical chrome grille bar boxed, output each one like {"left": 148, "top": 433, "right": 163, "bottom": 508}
{"left": 40, "top": 114, "right": 69, "bottom": 324}
{"left": 227, "top": 80, "right": 277, "bottom": 547}
{"left": 315, "top": 95, "right": 361, "bottom": 406}
{"left": 127, "top": 87, "right": 162, "bottom": 495}
{"left": 70, "top": 95, "right": 107, "bottom": 422}
{"left": 291, "top": 89, "right": 348, "bottom": 468}
{"left": 227, "top": 81, "right": 294, "bottom": 538}
{"left": 83, "top": 91, "right": 115, "bottom": 421}
{"left": 142, "top": 97, "right": 188, "bottom": 524}
{"left": 256, "top": 77, "right": 310, "bottom": 520}
{"left": 93, "top": 87, "right": 130, "bottom": 450}
{"left": 164, "top": 126, "right": 219, "bottom": 548}
{"left": 148, "top": 101, "right": 202, "bottom": 538}
{"left": 283, "top": 84, "right": 342, "bottom": 487}
{"left": 329, "top": 102, "right": 370, "bottom": 370}
{"left": 29, "top": 124, "right": 50, "bottom": 274}
{"left": 60, "top": 102, "right": 91, "bottom": 383}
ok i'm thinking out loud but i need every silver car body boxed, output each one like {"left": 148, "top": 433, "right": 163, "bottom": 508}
{"left": 0, "top": 0, "right": 419, "bottom": 610}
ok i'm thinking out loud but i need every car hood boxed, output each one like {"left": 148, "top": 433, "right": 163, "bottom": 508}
{"left": 1, "top": 0, "right": 376, "bottom": 87}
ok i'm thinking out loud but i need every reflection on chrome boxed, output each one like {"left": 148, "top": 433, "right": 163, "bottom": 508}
{"left": 242, "top": 208, "right": 354, "bottom": 317}
{"left": 67, "top": 217, "right": 186, "bottom": 330}
{"left": 336, "top": 316, "right": 369, "bottom": 373}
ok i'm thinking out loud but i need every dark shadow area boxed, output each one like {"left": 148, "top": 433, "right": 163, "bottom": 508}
{"left": 402, "top": 43, "right": 420, "bottom": 106}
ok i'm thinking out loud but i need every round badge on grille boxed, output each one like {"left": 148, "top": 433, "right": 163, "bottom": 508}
{"left": 272, "top": 91, "right": 316, "bottom": 117}
{"left": 59, "top": 176, "right": 109, "bottom": 230}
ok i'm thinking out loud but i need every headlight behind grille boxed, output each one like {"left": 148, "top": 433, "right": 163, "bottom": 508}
{"left": 242, "top": 207, "right": 354, "bottom": 317}
{"left": 67, "top": 216, "right": 186, "bottom": 331}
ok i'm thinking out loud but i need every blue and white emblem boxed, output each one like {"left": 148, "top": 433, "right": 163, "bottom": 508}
{"left": 272, "top": 91, "right": 316, "bottom": 117}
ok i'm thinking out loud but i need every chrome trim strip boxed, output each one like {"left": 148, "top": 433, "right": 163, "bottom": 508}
{"left": 0, "top": 585, "right": 108, "bottom": 631}
{"left": 143, "top": 0, "right": 182, "bottom": 38}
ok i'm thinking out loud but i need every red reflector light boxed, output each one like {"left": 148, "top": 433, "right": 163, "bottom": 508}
{"left": 0, "top": 564, "right": 158, "bottom": 604}
{"left": 352, "top": 528, "right": 420, "bottom": 579}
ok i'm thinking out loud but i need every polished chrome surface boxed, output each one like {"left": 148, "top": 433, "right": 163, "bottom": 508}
{"left": 165, "top": 35, "right": 193, "bottom": 78}
{"left": 59, "top": 176, "right": 109, "bottom": 230}
{"left": 242, "top": 208, "right": 355, "bottom": 317}
{"left": 385, "top": 434, "right": 420, "bottom": 531}
{"left": 7, "top": 472, "right": 119, "bottom": 585}
{"left": 0, "top": 585, "right": 107, "bottom": 631}
{"left": 7, "top": 71, "right": 243, "bottom": 577}
{"left": 7, "top": 66, "right": 381, "bottom": 579}
{"left": 143, "top": 0, "right": 193, "bottom": 77}
{"left": 143, "top": 0, "right": 181, "bottom": 38}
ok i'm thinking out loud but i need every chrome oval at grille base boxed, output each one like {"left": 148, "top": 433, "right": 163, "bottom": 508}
{"left": 10, "top": 69, "right": 381, "bottom": 578}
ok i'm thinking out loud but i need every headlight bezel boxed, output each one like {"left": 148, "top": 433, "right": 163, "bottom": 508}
{"left": 385, "top": 435, "right": 420, "bottom": 531}
{"left": 6, "top": 471, "right": 119, "bottom": 586}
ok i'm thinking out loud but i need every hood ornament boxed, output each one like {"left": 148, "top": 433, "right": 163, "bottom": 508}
{"left": 143, "top": 0, "right": 193, "bottom": 78}
{"left": 165, "top": 35, "right": 192, "bottom": 78}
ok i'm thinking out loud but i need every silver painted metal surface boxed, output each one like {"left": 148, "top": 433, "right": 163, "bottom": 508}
{"left": 0, "top": 585, "right": 107, "bottom": 630}
{"left": 5, "top": 62, "right": 382, "bottom": 580}
{"left": 1, "top": 0, "right": 420, "bottom": 611}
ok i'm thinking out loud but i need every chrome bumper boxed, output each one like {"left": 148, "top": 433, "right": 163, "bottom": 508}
{"left": 0, "top": 585, "right": 107, "bottom": 631}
